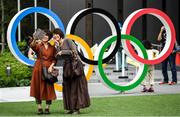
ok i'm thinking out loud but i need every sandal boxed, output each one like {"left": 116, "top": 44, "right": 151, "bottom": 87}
{"left": 148, "top": 88, "right": 154, "bottom": 92}
{"left": 37, "top": 108, "right": 43, "bottom": 115}
{"left": 44, "top": 108, "right": 50, "bottom": 114}
{"left": 72, "top": 110, "right": 80, "bottom": 115}
{"left": 65, "top": 110, "right": 73, "bottom": 114}
{"left": 141, "top": 88, "right": 148, "bottom": 92}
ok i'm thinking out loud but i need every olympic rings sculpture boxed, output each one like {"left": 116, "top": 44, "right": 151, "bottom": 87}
{"left": 7, "top": 7, "right": 176, "bottom": 91}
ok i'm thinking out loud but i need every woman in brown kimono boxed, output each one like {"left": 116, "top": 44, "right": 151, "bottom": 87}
{"left": 53, "top": 28, "right": 90, "bottom": 114}
{"left": 30, "top": 29, "right": 56, "bottom": 114}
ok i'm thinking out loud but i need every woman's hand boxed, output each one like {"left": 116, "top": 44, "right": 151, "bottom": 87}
{"left": 55, "top": 51, "right": 62, "bottom": 57}
{"left": 57, "top": 51, "right": 62, "bottom": 55}
{"left": 48, "top": 62, "right": 55, "bottom": 73}
{"left": 161, "top": 26, "right": 165, "bottom": 31}
{"left": 158, "top": 26, "right": 165, "bottom": 41}
{"left": 36, "top": 39, "right": 42, "bottom": 44}
{"left": 48, "top": 66, "right": 53, "bottom": 73}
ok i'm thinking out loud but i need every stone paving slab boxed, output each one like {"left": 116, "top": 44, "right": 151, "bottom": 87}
{"left": 0, "top": 82, "right": 180, "bottom": 103}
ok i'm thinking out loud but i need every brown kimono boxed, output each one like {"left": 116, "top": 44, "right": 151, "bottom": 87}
{"left": 30, "top": 43, "right": 57, "bottom": 101}
{"left": 56, "top": 39, "right": 90, "bottom": 110}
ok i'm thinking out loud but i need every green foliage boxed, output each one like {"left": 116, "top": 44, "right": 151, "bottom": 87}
{"left": 17, "top": 40, "right": 27, "bottom": 51}
{"left": 0, "top": 0, "right": 49, "bottom": 52}
{"left": 16, "top": 79, "right": 31, "bottom": 87}
{"left": 0, "top": 52, "right": 32, "bottom": 87}
{"left": 0, "top": 77, "right": 17, "bottom": 87}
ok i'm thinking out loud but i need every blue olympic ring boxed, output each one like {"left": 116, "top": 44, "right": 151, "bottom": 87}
{"left": 7, "top": 7, "right": 65, "bottom": 66}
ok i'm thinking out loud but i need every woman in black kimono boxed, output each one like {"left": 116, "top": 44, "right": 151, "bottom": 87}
{"left": 52, "top": 28, "right": 90, "bottom": 114}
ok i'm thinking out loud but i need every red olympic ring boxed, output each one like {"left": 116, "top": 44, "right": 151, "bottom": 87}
{"left": 122, "top": 8, "right": 176, "bottom": 65}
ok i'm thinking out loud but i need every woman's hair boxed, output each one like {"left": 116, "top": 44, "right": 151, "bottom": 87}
{"left": 142, "top": 40, "right": 153, "bottom": 49}
{"left": 44, "top": 29, "right": 52, "bottom": 40}
{"left": 52, "top": 28, "right": 64, "bottom": 38}
{"left": 33, "top": 28, "right": 52, "bottom": 40}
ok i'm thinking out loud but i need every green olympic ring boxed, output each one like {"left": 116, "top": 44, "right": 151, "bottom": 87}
{"left": 98, "top": 34, "right": 149, "bottom": 91}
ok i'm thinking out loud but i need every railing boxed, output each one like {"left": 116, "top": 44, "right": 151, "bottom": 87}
{"left": 152, "top": 43, "right": 162, "bottom": 51}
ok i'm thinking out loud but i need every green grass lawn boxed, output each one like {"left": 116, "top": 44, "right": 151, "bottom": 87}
{"left": 0, "top": 94, "right": 180, "bottom": 116}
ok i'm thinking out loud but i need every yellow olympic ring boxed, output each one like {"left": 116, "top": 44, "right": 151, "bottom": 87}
{"left": 54, "top": 34, "right": 94, "bottom": 92}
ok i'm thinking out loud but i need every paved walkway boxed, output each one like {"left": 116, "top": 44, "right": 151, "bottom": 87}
{"left": 1, "top": 65, "right": 180, "bottom": 103}
{"left": 0, "top": 82, "right": 180, "bottom": 103}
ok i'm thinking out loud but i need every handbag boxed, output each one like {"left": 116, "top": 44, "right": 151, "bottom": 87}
{"left": 63, "top": 40, "right": 84, "bottom": 78}
{"left": 40, "top": 48, "right": 58, "bottom": 84}
{"left": 176, "top": 52, "right": 180, "bottom": 66}
{"left": 71, "top": 51, "right": 84, "bottom": 77}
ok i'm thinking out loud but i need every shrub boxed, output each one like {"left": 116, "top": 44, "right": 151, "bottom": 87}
{"left": 0, "top": 51, "right": 32, "bottom": 87}
{"left": 17, "top": 40, "right": 27, "bottom": 51}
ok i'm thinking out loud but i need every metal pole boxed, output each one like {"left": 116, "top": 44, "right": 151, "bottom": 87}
{"left": 34, "top": 0, "right": 37, "bottom": 31}
{"left": 115, "top": 52, "right": 120, "bottom": 71}
{"left": 17, "top": 0, "right": 21, "bottom": 42}
{"left": 114, "top": 22, "right": 122, "bottom": 72}
{"left": 49, "top": 0, "right": 52, "bottom": 30}
{"left": 122, "top": 49, "right": 125, "bottom": 76}
{"left": 118, "top": 49, "right": 128, "bottom": 79}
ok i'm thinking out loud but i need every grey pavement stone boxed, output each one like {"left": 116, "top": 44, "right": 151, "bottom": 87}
{"left": 0, "top": 82, "right": 180, "bottom": 103}
{"left": 0, "top": 64, "right": 180, "bottom": 103}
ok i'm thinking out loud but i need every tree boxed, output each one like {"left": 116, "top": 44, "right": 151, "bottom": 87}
{"left": 0, "top": 0, "right": 5, "bottom": 53}
{"left": 0, "top": 0, "right": 17, "bottom": 53}
{"left": 0, "top": 0, "right": 49, "bottom": 53}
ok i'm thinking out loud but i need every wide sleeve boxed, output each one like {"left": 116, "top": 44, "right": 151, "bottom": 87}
{"left": 67, "top": 39, "right": 77, "bottom": 51}
{"left": 66, "top": 39, "right": 82, "bottom": 60}
{"left": 56, "top": 39, "right": 73, "bottom": 56}
{"left": 30, "top": 39, "right": 41, "bottom": 53}
{"left": 52, "top": 46, "right": 57, "bottom": 64}
{"left": 62, "top": 39, "right": 78, "bottom": 55}
{"left": 60, "top": 50, "right": 72, "bottom": 56}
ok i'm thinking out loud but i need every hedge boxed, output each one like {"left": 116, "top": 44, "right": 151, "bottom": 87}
{"left": 0, "top": 41, "right": 32, "bottom": 87}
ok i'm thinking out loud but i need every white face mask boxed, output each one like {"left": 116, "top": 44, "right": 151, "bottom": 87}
{"left": 53, "top": 34, "right": 61, "bottom": 41}
{"left": 42, "top": 35, "right": 49, "bottom": 42}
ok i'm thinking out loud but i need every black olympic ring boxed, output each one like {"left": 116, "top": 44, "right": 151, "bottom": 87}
{"left": 69, "top": 8, "right": 121, "bottom": 65}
